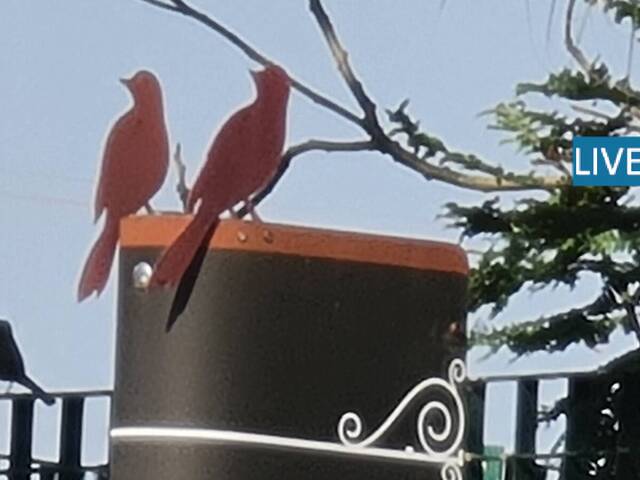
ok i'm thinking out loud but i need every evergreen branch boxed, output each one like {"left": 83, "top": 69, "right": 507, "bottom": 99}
{"left": 470, "top": 290, "right": 624, "bottom": 354}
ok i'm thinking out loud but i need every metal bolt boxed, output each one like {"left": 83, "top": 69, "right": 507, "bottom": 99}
{"left": 262, "top": 229, "right": 274, "bottom": 244}
{"left": 237, "top": 230, "right": 248, "bottom": 243}
{"left": 132, "top": 262, "right": 153, "bottom": 289}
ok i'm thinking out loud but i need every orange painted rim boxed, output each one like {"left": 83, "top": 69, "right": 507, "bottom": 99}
{"left": 120, "top": 215, "right": 468, "bottom": 275}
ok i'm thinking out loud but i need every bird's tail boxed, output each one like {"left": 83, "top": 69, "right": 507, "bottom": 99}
{"left": 77, "top": 215, "right": 119, "bottom": 302}
{"left": 165, "top": 222, "right": 217, "bottom": 332}
{"left": 20, "top": 375, "right": 55, "bottom": 406}
{"left": 149, "top": 211, "right": 219, "bottom": 288}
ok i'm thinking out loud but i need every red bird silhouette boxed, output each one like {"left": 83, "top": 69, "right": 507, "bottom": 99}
{"left": 149, "top": 65, "right": 291, "bottom": 291}
{"left": 77, "top": 70, "right": 170, "bottom": 301}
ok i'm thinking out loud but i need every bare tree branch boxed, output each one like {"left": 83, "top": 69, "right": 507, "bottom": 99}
{"left": 138, "top": 0, "right": 179, "bottom": 12}
{"left": 137, "top": 0, "right": 362, "bottom": 126}
{"left": 571, "top": 104, "right": 614, "bottom": 120}
{"left": 627, "top": 16, "right": 636, "bottom": 79}
{"left": 137, "top": 0, "right": 565, "bottom": 194}
{"left": 173, "top": 143, "right": 189, "bottom": 212}
{"left": 287, "top": 139, "right": 376, "bottom": 155}
{"left": 565, "top": 0, "right": 592, "bottom": 73}
{"left": 545, "top": 0, "right": 557, "bottom": 47}
{"left": 309, "top": 0, "right": 380, "bottom": 133}
{"left": 308, "top": 0, "right": 564, "bottom": 192}
{"left": 237, "top": 139, "right": 376, "bottom": 218}
{"left": 391, "top": 145, "right": 564, "bottom": 191}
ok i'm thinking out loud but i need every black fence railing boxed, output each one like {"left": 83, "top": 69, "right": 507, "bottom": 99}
{"left": 3, "top": 354, "right": 638, "bottom": 480}
{"left": 467, "top": 349, "right": 640, "bottom": 479}
{"left": 0, "top": 390, "right": 111, "bottom": 479}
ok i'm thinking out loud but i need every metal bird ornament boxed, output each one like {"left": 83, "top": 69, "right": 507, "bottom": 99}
{"left": 78, "top": 70, "right": 170, "bottom": 301}
{"left": 149, "top": 65, "right": 291, "bottom": 330}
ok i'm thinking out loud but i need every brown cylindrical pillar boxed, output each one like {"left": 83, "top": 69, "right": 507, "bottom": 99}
{"left": 110, "top": 216, "right": 468, "bottom": 480}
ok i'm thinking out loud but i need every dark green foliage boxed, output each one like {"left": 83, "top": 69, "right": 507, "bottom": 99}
{"left": 385, "top": 101, "right": 544, "bottom": 185}
{"left": 517, "top": 67, "right": 640, "bottom": 107}
{"left": 469, "top": 289, "right": 623, "bottom": 354}
{"left": 386, "top": 3, "right": 640, "bottom": 479}
{"left": 551, "top": 353, "right": 640, "bottom": 478}
{"left": 604, "top": 0, "right": 640, "bottom": 25}
{"left": 387, "top": 100, "right": 448, "bottom": 157}
{"left": 386, "top": 0, "right": 640, "bottom": 355}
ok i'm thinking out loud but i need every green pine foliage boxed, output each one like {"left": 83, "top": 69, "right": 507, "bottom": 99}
{"left": 388, "top": 0, "right": 640, "bottom": 355}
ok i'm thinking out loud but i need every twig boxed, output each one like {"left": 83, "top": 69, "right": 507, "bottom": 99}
{"left": 286, "top": 139, "right": 375, "bottom": 156}
{"left": 309, "top": 0, "right": 383, "bottom": 137}
{"left": 306, "top": 0, "right": 564, "bottom": 192}
{"left": 173, "top": 143, "right": 189, "bottom": 212}
{"left": 137, "top": 0, "right": 362, "bottom": 127}
{"left": 571, "top": 104, "right": 614, "bottom": 120}
{"left": 534, "top": 156, "right": 571, "bottom": 177}
{"left": 545, "top": 0, "right": 557, "bottom": 47}
{"left": 237, "top": 139, "right": 375, "bottom": 217}
{"left": 576, "top": 0, "right": 592, "bottom": 43}
{"left": 565, "top": 0, "right": 592, "bottom": 74}
{"left": 571, "top": 105, "right": 638, "bottom": 135}
{"left": 138, "top": 0, "right": 178, "bottom": 12}
{"left": 137, "top": 0, "right": 565, "bottom": 193}
{"left": 627, "top": 17, "right": 636, "bottom": 80}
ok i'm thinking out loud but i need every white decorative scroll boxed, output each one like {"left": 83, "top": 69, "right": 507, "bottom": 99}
{"left": 111, "top": 359, "right": 468, "bottom": 480}
{"left": 337, "top": 358, "right": 467, "bottom": 480}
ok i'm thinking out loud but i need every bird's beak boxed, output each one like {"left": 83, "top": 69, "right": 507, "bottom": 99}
{"left": 120, "top": 77, "right": 132, "bottom": 88}
{"left": 249, "top": 69, "right": 259, "bottom": 81}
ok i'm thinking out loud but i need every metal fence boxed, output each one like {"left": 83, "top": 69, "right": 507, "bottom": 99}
{"left": 2, "top": 357, "right": 637, "bottom": 480}
{"left": 0, "top": 390, "right": 111, "bottom": 480}
{"left": 467, "top": 352, "right": 640, "bottom": 480}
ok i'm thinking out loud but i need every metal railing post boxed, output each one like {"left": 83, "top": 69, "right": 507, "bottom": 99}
{"left": 466, "top": 381, "right": 486, "bottom": 479}
{"left": 9, "top": 398, "right": 34, "bottom": 480}
{"left": 511, "top": 380, "right": 544, "bottom": 480}
{"left": 59, "top": 396, "right": 85, "bottom": 480}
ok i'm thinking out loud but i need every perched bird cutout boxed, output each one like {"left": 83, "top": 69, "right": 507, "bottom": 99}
{"left": 77, "top": 70, "right": 170, "bottom": 302}
{"left": 149, "top": 65, "right": 291, "bottom": 330}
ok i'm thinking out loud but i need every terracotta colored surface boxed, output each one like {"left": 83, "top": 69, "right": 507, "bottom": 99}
{"left": 120, "top": 215, "right": 468, "bottom": 275}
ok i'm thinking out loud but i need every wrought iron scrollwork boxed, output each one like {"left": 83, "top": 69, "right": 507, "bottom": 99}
{"left": 337, "top": 358, "right": 467, "bottom": 480}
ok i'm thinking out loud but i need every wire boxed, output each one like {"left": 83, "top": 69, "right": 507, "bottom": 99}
{"left": 0, "top": 189, "right": 86, "bottom": 208}
{"left": 0, "top": 167, "right": 92, "bottom": 185}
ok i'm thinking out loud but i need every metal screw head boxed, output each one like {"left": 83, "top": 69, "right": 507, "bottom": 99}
{"left": 132, "top": 262, "right": 153, "bottom": 289}
{"left": 262, "top": 229, "right": 274, "bottom": 244}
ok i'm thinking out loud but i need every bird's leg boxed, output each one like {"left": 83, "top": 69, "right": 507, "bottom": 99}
{"left": 145, "top": 203, "right": 156, "bottom": 215}
{"left": 4, "top": 382, "right": 13, "bottom": 394}
{"left": 173, "top": 143, "right": 190, "bottom": 213}
{"left": 227, "top": 206, "right": 240, "bottom": 219}
{"left": 243, "top": 199, "right": 262, "bottom": 223}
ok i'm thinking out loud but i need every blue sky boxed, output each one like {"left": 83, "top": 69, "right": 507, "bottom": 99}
{"left": 1, "top": 0, "right": 638, "bottom": 469}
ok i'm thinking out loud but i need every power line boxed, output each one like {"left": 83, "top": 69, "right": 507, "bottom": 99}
{"left": 0, "top": 189, "right": 86, "bottom": 208}
{"left": 0, "top": 167, "right": 92, "bottom": 185}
